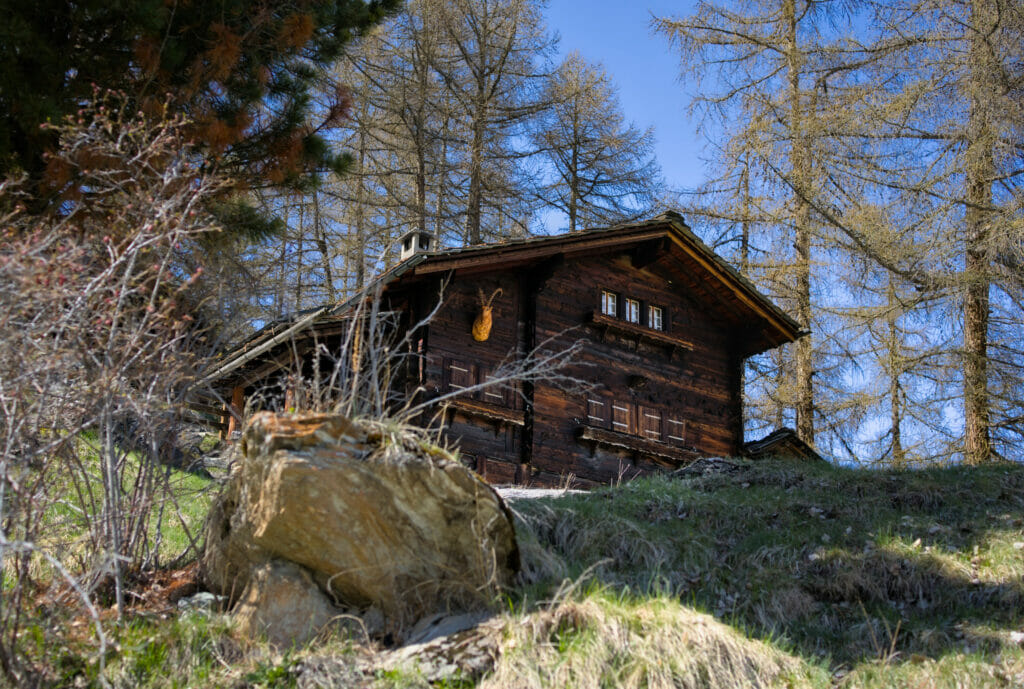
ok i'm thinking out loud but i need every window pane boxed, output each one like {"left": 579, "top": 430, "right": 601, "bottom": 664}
{"left": 601, "top": 291, "right": 617, "bottom": 316}
{"left": 625, "top": 299, "right": 640, "bottom": 323}
{"left": 649, "top": 306, "right": 663, "bottom": 330}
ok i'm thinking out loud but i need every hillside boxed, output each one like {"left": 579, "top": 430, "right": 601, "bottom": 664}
{"left": 52, "top": 458, "right": 1024, "bottom": 688}
{"left": 509, "top": 458, "right": 1024, "bottom": 686}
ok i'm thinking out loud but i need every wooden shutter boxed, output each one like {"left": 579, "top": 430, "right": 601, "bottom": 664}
{"left": 481, "top": 368, "right": 509, "bottom": 406}
{"left": 446, "top": 358, "right": 474, "bottom": 393}
{"left": 611, "top": 400, "right": 633, "bottom": 434}
{"left": 585, "top": 397, "right": 609, "bottom": 428}
{"left": 665, "top": 416, "right": 686, "bottom": 446}
{"left": 639, "top": 406, "right": 663, "bottom": 441}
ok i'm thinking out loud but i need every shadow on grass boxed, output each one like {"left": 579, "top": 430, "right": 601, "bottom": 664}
{"left": 511, "top": 459, "right": 1024, "bottom": 668}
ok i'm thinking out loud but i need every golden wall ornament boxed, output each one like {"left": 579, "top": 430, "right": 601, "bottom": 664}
{"left": 472, "top": 287, "right": 503, "bottom": 341}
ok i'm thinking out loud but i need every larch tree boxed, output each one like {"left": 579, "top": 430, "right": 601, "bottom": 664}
{"left": 659, "top": 0, "right": 1024, "bottom": 465}
{"left": 431, "top": 0, "right": 554, "bottom": 244}
{"left": 851, "top": 0, "right": 1024, "bottom": 463}
{"left": 655, "top": 0, "right": 846, "bottom": 446}
{"left": 533, "top": 52, "right": 662, "bottom": 232}
{"left": 342, "top": 6, "right": 463, "bottom": 248}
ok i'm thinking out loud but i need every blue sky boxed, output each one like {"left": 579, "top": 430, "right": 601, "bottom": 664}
{"left": 544, "top": 0, "right": 704, "bottom": 192}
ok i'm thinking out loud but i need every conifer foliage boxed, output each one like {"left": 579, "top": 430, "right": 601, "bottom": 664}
{"left": 0, "top": 0, "right": 400, "bottom": 194}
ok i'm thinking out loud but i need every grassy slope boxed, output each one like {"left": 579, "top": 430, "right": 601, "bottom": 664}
{"left": 59, "top": 458, "right": 1024, "bottom": 688}
{"left": 509, "top": 459, "right": 1024, "bottom": 686}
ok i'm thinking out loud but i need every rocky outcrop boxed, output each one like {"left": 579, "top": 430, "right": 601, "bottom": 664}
{"left": 379, "top": 612, "right": 503, "bottom": 682}
{"left": 232, "top": 561, "right": 340, "bottom": 648}
{"left": 202, "top": 412, "right": 519, "bottom": 642}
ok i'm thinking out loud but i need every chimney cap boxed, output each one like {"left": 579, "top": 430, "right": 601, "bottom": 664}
{"left": 399, "top": 229, "right": 435, "bottom": 261}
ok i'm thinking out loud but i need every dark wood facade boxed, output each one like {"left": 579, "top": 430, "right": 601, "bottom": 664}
{"left": 208, "top": 213, "right": 804, "bottom": 487}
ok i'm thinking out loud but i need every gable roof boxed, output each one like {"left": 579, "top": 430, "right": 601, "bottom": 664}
{"left": 202, "top": 212, "right": 805, "bottom": 387}
{"left": 388, "top": 211, "right": 804, "bottom": 353}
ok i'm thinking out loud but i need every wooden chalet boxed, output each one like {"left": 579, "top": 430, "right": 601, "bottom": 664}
{"left": 205, "top": 212, "right": 806, "bottom": 487}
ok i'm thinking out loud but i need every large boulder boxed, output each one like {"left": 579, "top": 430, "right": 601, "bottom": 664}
{"left": 203, "top": 412, "right": 519, "bottom": 633}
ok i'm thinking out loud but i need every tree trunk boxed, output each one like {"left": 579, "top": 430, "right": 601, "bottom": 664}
{"left": 354, "top": 125, "right": 368, "bottom": 289}
{"left": 785, "top": 0, "right": 815, "bottom": 444}
{"left": 435, "top": 113, "right": 449, "bottom": 243}
{"left": 740, "top": 159, "right": 750, "bottom": 272}
{"left": 293, "top": 200, "right": 304, "bottom": 308}
{"left": 466, "top": 108, "right": 485, "bottom": 244}
{"left": 415, "top": 123, "right": 428, "bottom": 235}
{"left": 568, "top": 132, "right": 579, "bottom": 232}
{"left": 886, "top": 278, "right": 906, "bottom": 466}
{"left": 962, "top": 0, "right": 995, "bottom": 465}
{"left": 313, "top": 192, "right": 336, "bottom": 302}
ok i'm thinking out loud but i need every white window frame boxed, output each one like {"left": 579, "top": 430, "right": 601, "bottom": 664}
{"left": 601, "top": 290, "right": 617, "bottom": 317}
{"left": 625, "top": 298, "right": 640, "bottom": 323}
{"left": 648, "top": 305, "right": 664, "bottom": 331}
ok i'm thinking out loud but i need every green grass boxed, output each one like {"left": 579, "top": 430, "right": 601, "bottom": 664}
{"left": 88, "top": 432, "right": 213, "bottom": 557}
{"left": 510, "top": 459, "right": 1024, "bottom": 684}
{"left": 15, "top": 431, "right": 216, "bottom": 585}
{"left": 144, "top": 465, "right": 215, "bottom": 563}
{"left": 24, "top": 457, "right": 1024, "bottom": 688}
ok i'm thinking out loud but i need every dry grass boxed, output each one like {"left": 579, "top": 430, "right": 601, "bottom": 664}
{"left": 481, "top": 594, "right": 820, "bottom": 689}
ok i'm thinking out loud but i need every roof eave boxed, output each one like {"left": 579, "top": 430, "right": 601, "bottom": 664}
{"left": 392, "top": 215, "right": 805, "bottom": 351}
{"left": 657, "top": 216, "right": 804, "bottom": 348}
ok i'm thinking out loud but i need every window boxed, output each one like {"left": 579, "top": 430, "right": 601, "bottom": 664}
{"left": 648, "top": 305, "right": 664, "bottom": 331}
{"left": 598, "top": 291, "right": 668, "bottom": 333}
{"left": 601, "top": 290, "right": 618, "bottom": 317}
{"left": 625, "top": 298, "right": 640, "bottom": 323}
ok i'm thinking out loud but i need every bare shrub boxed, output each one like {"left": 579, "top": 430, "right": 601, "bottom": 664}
{"left": 207, "top": 273, "right": 589, "bottom": 443}
{"left": 0, "top": 92, "right": 225, "bottom": 685}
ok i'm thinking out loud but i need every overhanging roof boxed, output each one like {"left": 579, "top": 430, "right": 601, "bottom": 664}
{"left": 205, "top": 211, "right": 806, "bottom": 387}
{"left": 389, "top": 211, "right": 805, "bottom": 355}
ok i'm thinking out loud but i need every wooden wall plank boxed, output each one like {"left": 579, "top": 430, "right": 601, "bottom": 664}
{"left": 528, "top": 252, "right": 743, "bottom": 484}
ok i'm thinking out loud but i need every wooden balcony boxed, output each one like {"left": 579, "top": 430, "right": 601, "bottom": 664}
{"left": 576, "top": 425, "right": 699, "bottom": 466}
{"left": 445, "top": 397, "right": 525, "bottom": 426}
{"left": 586, "top": 311, "right": 694, "bottom": 355}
